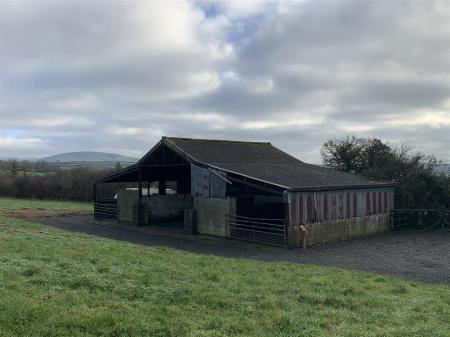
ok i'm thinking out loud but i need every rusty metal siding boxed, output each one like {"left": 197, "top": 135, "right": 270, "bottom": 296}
{"left": 348, "top": 192, "right": 351, "bottom": 218}
{"left": 288, "top": 193, "right": 305, "bottom": 225}
{"left": 299, "top": 194, "right": 305, "bottom": 224}
{"left": 288, "top": 187, "right": 395, "bottom": 226}
{"left": 338, "top": 191, "right": 344, "bottom": 219}
{"left": 323, "top": 193, "right": 329, "bottom": 221}
{"left": 306, "top": 194, "right": 314, "bottom": 223}
{"left": 352, "top": 192, "right": 357, "bottom": 217}
{"left": 372, "top": 191, "right": 377, "bottom": 214}
{"left": 378, "top": 191, "right": 382, "bottom": 213}
{"left": 314, "top": 193, "right": 320, "bottom": 220}
{"left": 330, "top": 193, "right": 336, "bottom": 220}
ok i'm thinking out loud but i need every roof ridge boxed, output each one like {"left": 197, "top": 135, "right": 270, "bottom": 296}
{"left": 209, "top": 161, "right": 299, "bottom": 164}
{"left": 163, "top": 136, "right": 271, "bottom": 145}
{"left": 266, "top": 143, "right": 304, "bottom": 163}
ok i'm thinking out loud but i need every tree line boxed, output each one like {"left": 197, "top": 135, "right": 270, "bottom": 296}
{"left": 0, "top": 161, "right": 122, "bottom": 201}
{"left": 321, "top": 136, "right": 450, "bottom": 209}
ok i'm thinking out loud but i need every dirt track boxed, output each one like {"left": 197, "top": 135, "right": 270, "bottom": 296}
{"left": 34, "top": 216, "right": 450, "bottom": 285}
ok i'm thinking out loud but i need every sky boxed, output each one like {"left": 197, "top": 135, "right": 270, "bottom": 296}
{"left": 1, "top": 0, "right": 449, "bottom": 163}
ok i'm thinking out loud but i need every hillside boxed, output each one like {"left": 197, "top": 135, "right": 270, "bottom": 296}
{"left": 41, "top": 151, "right": 137, "bottom": 163}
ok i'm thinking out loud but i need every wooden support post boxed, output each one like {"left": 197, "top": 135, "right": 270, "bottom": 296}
{"left": 159, "top": 180, "right": 166, "bottom": 195}
{"left": 284, "top": 203, "right": 289, "bottom": 249}
{"left": 147, "top": 181, "right": 150, "bottom": 196}
{"left": 138, "top": 168, "right": 142, "bottom": 203}
{"left": 93, "top": 183, "right": 97, "bottom": 203}
{"left": 138, "top": 167, "right": 142, "bottom": 225}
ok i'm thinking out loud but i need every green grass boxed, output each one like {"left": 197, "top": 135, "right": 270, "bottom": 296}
{"left": 0, "top": 216, "right": 449, "bottom": 337}
{"left": 0, "top": 197, "right": 92, "bottom": 211}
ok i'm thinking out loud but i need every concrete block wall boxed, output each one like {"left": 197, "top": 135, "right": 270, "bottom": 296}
{"left": 193, "top": 197, "right": 236, "bottom": 237}
{"left": 145, "top": 194, "right": 192, "bottom": 222}
{"left": 288, "top": 213, "right": 391, "bottom": 247}
{"left": 117, "top": 190, "right": 193, "bottom": 225}
{"left": 183, "top": 209, "right": 196, "bottom": 233}
{"left": 117, "top": 189, "right": 139, "bottom": 224}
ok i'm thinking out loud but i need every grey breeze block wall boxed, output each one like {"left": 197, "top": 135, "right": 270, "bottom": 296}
{"left": 117, "top": 189, "right": 139, "bottom": 224}
{"left": 193, "top": 196, "right": 236, "bottom": 237}
{"left": 145, "top": 194, "right": 192, "bottom": 222}
{"left": 288, "top": 213, "right": 391, "bottom": 246}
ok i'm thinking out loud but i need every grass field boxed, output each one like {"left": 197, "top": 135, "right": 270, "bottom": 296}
{"left": 0, "top": 199, "right": 449, "bottom": 336}
{"left": 0, "top": 197, "right": 92, "bottom": 211}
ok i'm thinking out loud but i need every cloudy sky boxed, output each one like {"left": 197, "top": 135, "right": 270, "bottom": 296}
{"left": 1, "top": 0, "right": 449, "bottom": 163}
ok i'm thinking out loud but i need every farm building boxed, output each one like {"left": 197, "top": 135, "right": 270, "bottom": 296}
{"left": 94, "top": 137, "right": 394, "bottom": 246}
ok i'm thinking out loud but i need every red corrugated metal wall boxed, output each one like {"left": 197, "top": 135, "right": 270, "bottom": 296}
{"left": 288, "top": 187, "right": 394, "bottom": 226}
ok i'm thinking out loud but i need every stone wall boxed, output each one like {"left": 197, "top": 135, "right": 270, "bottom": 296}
{"left": 288, "top": 213, "right": 391, "bottom": 247}
{"left": 193, "top": 197, "right": 236, "bottom": 237}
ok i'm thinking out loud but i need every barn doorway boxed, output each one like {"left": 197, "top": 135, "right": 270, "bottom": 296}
{"left": 226, "top": 180, "right": 287, "bottom": 247}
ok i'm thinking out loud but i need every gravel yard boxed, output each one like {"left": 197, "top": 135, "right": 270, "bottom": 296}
{"left": 37, "top": 216, "right": 450, "bottom": 285}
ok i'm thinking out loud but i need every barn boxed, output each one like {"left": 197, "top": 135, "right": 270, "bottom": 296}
{"left": 94, "top": 137, "right": 394, "bottom": 247}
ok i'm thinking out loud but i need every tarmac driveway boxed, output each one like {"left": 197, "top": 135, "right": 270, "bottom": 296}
{"left": 36, "top": 216, "right": 450, "bottom": 285}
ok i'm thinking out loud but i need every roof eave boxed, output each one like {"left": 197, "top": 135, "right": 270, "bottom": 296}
{"left": 94, "top": 164, "right": 138, "bottom": 183}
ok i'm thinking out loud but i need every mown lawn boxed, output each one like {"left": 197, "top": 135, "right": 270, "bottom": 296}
{"left": 0, "top": 216, "right": 449, "bottom": 337}
{"left": 0, "top": 197, "right": 91, "bottom": 211}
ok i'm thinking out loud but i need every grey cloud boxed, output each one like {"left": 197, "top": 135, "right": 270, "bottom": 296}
{"left": 338, "top": 79, "right": 450, "bottom": 110}
{"left": 1, "top": 0, "right": 449, "bottom": 162}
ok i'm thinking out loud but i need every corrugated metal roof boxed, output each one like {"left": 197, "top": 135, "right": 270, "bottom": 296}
{"left": 163, "top": 137, "right": 392, "bottom": 190}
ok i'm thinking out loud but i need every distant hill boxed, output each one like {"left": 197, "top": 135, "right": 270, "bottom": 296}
{"left": 41, "top": 151, "right": 138, "bottom": 163}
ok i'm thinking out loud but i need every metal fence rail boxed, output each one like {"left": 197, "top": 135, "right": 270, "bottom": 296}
{"left": 391, "top": 209, "right": 449, "bottom": 230}
{"left": 94, "top": 199, "right": 118, "bottom": 222}
{"left": 226, "top": 214, "right": 287, "bottom": 247}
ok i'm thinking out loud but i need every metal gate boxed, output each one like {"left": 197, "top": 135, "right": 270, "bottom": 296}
{"left": 94, "top": 199, "right": 118, "bottom": 222}
{"left": 225, "top": 214, "right": 287, "bottom": 247}
{"left": 391, "top": 209, "right": 449, "bottom": 231}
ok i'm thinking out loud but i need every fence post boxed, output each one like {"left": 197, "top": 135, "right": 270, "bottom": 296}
{"left": 284, "top": 203, "right": 289, "bottom": 249}
{"left": 390, "top": 210, "right": 394, "bottom": 231}
{"left": 283, "top": 220, "right": 288, "bottom": 249}
{"left": 225, "top": 214, "right": 229, "bottom": 239}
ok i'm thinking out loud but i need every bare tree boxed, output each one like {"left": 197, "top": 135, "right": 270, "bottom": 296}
{"left": 321, "top": 136, "right": 450, "bottom": 209}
